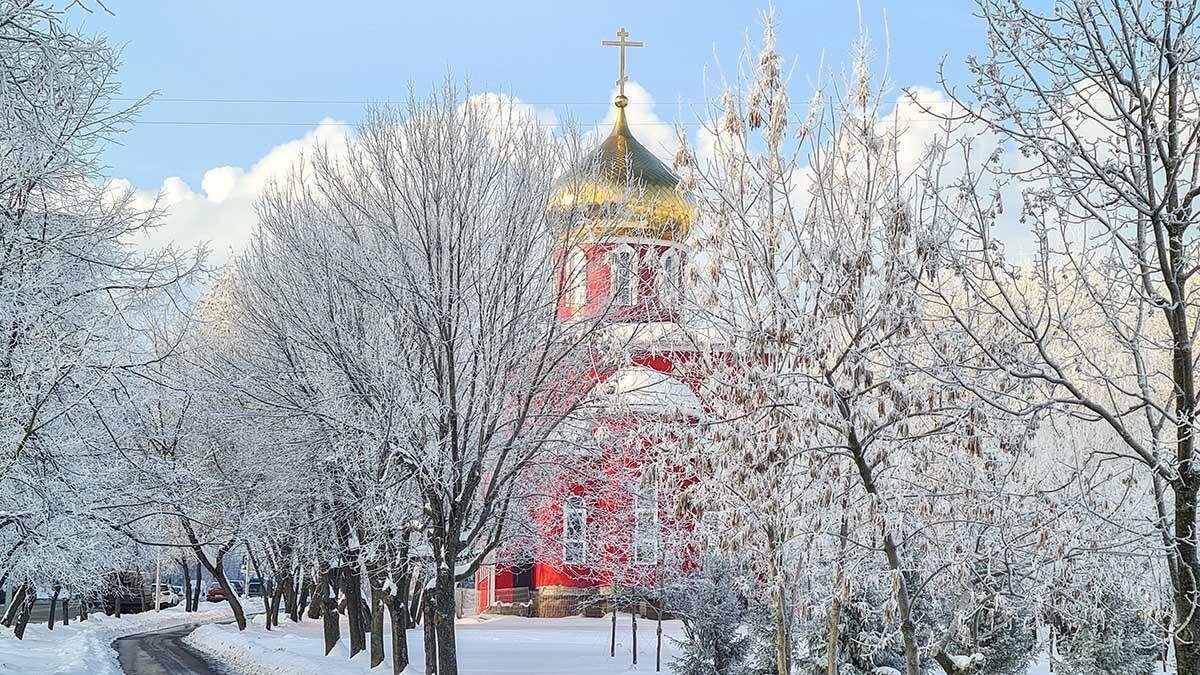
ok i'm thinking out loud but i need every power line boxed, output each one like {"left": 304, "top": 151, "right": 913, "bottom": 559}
{"left": 134, "top": 120, "right": 707, "bottom": 128}
{"left": 113, "top": 95, "right": 823, "bottom": 108}
{"left": 117, "top": 96, "right": 693, "bottom": 106}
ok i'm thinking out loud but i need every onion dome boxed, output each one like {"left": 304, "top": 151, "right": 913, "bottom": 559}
{"left": 551, "top": 95, "right": 695, "bottom": 242}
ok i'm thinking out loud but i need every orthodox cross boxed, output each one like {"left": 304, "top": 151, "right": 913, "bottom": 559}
{"left": 602, "top": 27, "right": 643, "bottom": 101}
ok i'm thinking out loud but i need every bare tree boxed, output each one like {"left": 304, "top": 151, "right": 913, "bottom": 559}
{"left": 0, "top": 0, "right": 201, "bottom": 628}
{"left": 233, "top": 81, "right": 621, "bottom": 675}
{"left": 917, "top": 0, "right": 1200, "bottom": 670}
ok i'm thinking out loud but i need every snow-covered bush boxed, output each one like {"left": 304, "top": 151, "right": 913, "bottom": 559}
{"left": 668, "top": 557, "right": 751, "bottom": 675}
{"left": 833, "top": 587, "right": 908, "bottom": 675}
{"left": 938, "top": 605, "right": 1035, "bottom": 675}
{"left": 1053, "top": 590, "right": 1164, "bottom": 675}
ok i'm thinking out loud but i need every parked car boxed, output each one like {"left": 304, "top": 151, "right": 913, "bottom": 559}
{"left": 206, "top": 584, "right": 226, "bottom": 603}
{"left": 246, "top": 577, "right": 265, "bottom": 597}
{"left": 156, "top": 586, "right": 181, "bottom": 609}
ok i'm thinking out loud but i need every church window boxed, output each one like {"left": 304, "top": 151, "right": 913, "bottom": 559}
{"left": 567, "top": 247, "right": 588, "bottom": 308}
{"left": 634, "top": 469, "right": 658, "bottom": 565}
{"left": 610, "top": 245, "right": 637, "bottom": 306}
{"left": 656, "top": 249, "right": 680, "bottom": 304}
{"left": 563, "top": 495, "right": 587, "bottom": 565}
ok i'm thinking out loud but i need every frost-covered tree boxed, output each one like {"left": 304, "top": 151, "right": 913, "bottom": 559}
{"left": 672, "top": 13, "right": 1058, "bottom": 675}
{"left": 231, "top": 82, "right": 620, "bottom": 675}
{"left": 0, "top": 0, "right": 200, "bottom": 636}
{"left": 668, "top": 557, "right": 751, "bottom": 675}
{"left": 915, "top": 1, "right": 1200, "bottom": 670}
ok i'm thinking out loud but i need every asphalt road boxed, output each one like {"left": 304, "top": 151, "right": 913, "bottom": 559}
{"left": 113, "top": 623, "right": 227, "bottom": 675}
{"left": 0, "top": 598, "right": 67, "bottom": 625}
{"left": 2, "top": 598, "right": 159, "bottom": 626}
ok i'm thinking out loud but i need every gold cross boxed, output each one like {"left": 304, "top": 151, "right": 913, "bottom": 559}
{"left": 602, "top": 27, "right": 643, "bottom": 101}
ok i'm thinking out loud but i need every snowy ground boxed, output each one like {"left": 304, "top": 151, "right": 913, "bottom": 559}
{"left": 187, "top": 612, "right": 1186, "bottom": 675}
{"left": 0, "top": 604, "right": 1172, "bottom": 675}
{"left": 185, "top": 612, "right": 688, "bottom": 675}
{"left": 0, "top": 601, "right": 239, "bottom": 675}
{"left": 181, "top": 612, "right": 1147, "bottom": 675}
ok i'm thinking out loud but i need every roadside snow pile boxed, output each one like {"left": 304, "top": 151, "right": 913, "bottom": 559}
{"left": 0, "top": 602, "right": 237, "bottom": 675}
{"left": 186, "top": 612, "right": 687, "bottom": 675}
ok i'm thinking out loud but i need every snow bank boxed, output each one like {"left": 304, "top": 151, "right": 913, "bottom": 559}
{"left": 185, "top": 612, "right": 687, "bottom": 675}
{"left": 0, "top": 601, "right": 238, "bottom": 675}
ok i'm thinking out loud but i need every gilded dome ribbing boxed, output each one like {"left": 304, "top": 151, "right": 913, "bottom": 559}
{"left": 551, "top": 99, "right": 695, "bottom": 242}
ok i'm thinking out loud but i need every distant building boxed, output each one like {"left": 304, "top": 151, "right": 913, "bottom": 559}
{"left": 477, "top": 32, "right": 706, "bottom": 617}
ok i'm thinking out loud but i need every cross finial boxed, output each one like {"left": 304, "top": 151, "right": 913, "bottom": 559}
{"left": 601, "top": 26, "right": 643, "bottom": 108}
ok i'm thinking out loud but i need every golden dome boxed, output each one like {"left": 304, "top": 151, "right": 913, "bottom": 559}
{"left": 551, "top": 98, "right": 695, "bottom": 242}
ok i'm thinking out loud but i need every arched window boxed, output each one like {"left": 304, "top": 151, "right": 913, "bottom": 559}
{"left": 563, "top": 495, "right": 587, "bottom": 565}
{"left": 634, "top": 469, "right": 658, "bottom": 565}
{"left": 656, "top": 249, "right": 681, "bottom": 305}
{"left": 609, "top": 245, "right": 637, "bottom": 306}
{"left": 567, "top": 247, "right": 588, "bottom": 308}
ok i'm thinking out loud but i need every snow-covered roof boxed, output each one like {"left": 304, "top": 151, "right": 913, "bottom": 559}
{"left": 589, "top": 365, "right": 702, "bottom": 418}
{"left": 600, "top": 321, "right": 721, "bottom": 353}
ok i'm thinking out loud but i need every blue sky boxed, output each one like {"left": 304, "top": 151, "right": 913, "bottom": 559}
{"left": 80, "top": 1, "right": 985, "bottom": 190}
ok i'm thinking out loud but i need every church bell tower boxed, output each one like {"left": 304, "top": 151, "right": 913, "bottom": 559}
{"left": 550, "top": 27, "right": 695, "bottom": 325}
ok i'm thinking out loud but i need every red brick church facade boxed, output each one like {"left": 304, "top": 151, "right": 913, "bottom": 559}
{"left": 476, "top": 61, "right": 706, "bottom": 617}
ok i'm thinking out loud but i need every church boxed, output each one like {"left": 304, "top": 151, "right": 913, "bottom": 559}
{"left": 476, "top": 28, "right": 708, "bottom": 618}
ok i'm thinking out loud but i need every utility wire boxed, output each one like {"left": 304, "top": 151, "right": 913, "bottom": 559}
{"left": 135, "top": 120, "right": 703, "bottom": 127}
{"left": 112, "top": 96, "right": 821, "bottom": 108}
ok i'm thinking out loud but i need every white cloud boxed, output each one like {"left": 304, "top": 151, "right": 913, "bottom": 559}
{"left": 466, "top": 92, "right": 558, "bottom": 129}
{"left": 119, "top": 88, "right": 680, "bottom": 267}
{"left": 118, "top": 118, "right": 353, "bottom": 265}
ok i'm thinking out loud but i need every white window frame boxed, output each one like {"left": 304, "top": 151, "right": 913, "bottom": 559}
{"left": 609, "top": 245, "right": 638, "bottom": 307}
{"left": 634, "top": 470, "right": 658, "bottom": 565}
{"left": 567, "top": 247, "right": 588, "bottom": 308}
{"left": 563, "top": 495, "right": 587, "bottom": 565}
{"left": 656, "top": 249, "right": 681, "bottom": 304}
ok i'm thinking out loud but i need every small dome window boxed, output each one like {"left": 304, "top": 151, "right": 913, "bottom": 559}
{"left": 609, "top": 245, "right": 638, "bottom": 307}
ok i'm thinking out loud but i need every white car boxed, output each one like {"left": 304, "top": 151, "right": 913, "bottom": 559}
{"left": 155, "top": 586, "right": 182, "bottom": 609}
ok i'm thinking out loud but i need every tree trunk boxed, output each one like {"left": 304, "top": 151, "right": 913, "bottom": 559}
{"left": 309, "top": 570, "right": 325, "bottom": 620}
{"left": 180, "top": 559, "right": 192, "bottom": 612}
{"left": 47, "top": 584, "right": 61, "bottom": 630}
{"left": 845, "top": 422, "right": 919, "bottom": 675}
{"left": 933, "top": 649, "right": 978, "bottom": 675}
{"left": 297, "top": 576, "right": 310, "bottom": 622}
{"left": 1174, "top": 488, "right": 1200, "bottom": 675}
{"left": 409, "top": 576, "right": 424, "bottom": 627}
{"left": 827, "top": 595, "right": 842, "bottom": 675}
{"left": 179, "top": 521, "right": 245, "bottom": 628}
{"left": 772, "top": 585, "right": 791, "bottom": 675}
{"left": 323, "top": 589, "right": 341, "bottom": 656}
{"left": 434, "top": 572, "right": 458, "bottom": 675}
{"left": 423, "top": 588, "right": 439, "bottom": 675}
{"left": 211, "top": 564, "right": 246, "bottom": 629}
{"left": 342, "top": 565, "right": 368, "bottom": 657}
{"left": 246, "top": 546, "right": 274, "bottom": 629}
{"left": 370, "top": 581, "right": 386, "bottom": 669}
{"left": 388, "top": 591, "right": 410, "bottom": 675}
{"left": 3, "top": 583, "right": 28, "bottom": 627}
{"left": 282, "top": 574, "right": 298, "bottom": 622}
{"left": 192, "top": 560, "right": 203, "bottom": 610}
{"left": 828, "top": 509, "right": 849, "bottom": 675}
{"left": 61, "top": 597, "right": 69, "bottom": 627}
{"left": 13, "top": 590, "right": 35, "bottom": 640}
{"left": 271, "top": 583, "right": 284, "bottom": 628}
{"left": 882, "top": 534, "right": 921, "bottom": 675}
